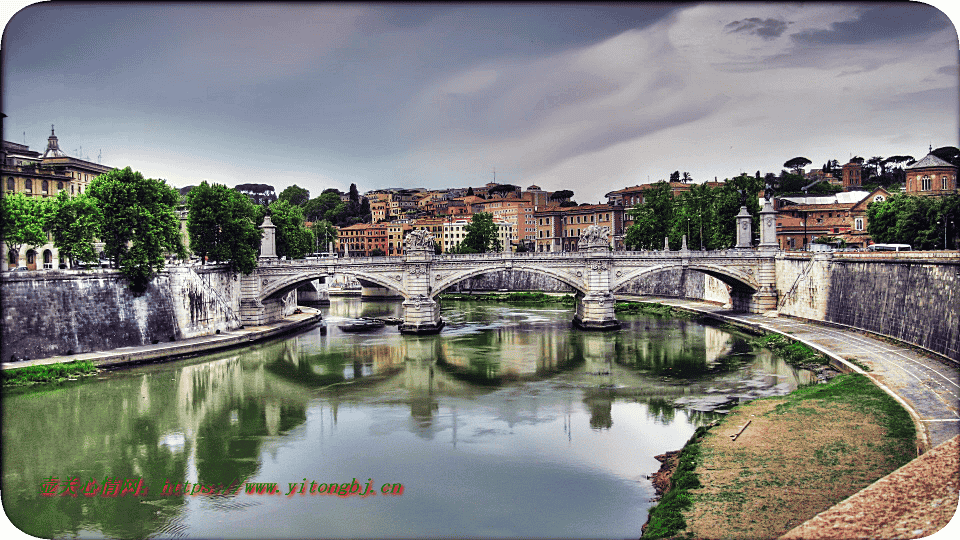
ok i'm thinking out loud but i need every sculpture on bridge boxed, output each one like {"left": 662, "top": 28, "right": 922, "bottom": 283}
{"left": 577, "top": 225, "right": 611, "bottom": 250}
{"left": 405, "top": 229, "right": 435, "bottom": 250}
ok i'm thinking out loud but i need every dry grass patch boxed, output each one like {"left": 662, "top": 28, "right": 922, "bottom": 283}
{"left": 680, "top": 374, "right": 915, "bottom": 540}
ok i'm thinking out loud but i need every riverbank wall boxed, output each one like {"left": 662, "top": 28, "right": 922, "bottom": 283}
{"left": 775, "top": 252, "right": 959, "bottom": 362}
{"left": 0, "top": 265, "right": 295, "bottom": 362}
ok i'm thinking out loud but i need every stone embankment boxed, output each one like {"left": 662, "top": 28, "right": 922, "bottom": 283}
{"left": 1, "top": 308, "right": 322, "bottom": 372}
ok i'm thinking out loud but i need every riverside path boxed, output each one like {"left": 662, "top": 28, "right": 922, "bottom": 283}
{"left": 630, "top": 296, "right": 960, "bottom": 449}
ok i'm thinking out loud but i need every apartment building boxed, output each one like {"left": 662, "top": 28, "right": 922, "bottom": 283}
{"left": 535, "top": 204, "right": 626, "bottom": 252}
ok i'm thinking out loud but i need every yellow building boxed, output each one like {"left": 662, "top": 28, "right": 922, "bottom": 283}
{"left": 2, "top": 127, "right": 115, "bottom": 270}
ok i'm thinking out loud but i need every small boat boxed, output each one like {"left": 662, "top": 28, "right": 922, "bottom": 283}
{"left": 338, "top": 318, "right": 386, "bottom": 332}
{"left": 379, "top": 317, "right": 403, "bottom": 325}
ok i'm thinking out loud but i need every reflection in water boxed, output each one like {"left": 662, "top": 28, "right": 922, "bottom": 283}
{"left": 2, "top": 298, "right": 812, "bottom": 539}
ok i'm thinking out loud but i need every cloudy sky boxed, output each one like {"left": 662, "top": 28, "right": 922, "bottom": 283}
{"left": 2, "top": 2, "right": 958, "bottom": 204}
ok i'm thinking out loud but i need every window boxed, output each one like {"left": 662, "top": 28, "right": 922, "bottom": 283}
{"left": 57, "top": 181, "right": 64, "bottom": 190}
{"left": 943, "top": 175, "right": 950, "bottom": 190}
{"left": 25, "top": 179, "right": 32, "bottom": 192}
{"left": 855, "top": 218, "right": 864, "bottom": 231}
{"left": 921, "top": 175, "right": 931, "bottom": 191}
{"left": 6, "top": 178, "right": 13, "bottom": 191}
{"left": 26, "top": 250, "right": 35, "bottom": 264}
{"left": 42, "top": 180, "right": 49, "bottom": 193}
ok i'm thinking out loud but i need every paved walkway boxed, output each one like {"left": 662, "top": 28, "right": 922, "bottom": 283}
{"left": 624, "top": 296, "right": 960, "bottom": 449}
{"left": 1, "top": 308, "right": 324, "bottom": 371}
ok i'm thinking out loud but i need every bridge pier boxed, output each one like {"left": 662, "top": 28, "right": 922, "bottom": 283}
{"left": 398, "top": 295, "right": 444, "bottom": 334}
{"left": 574, "top": 229, "right": 621, "bottom": 330}
{"left": 398, "top": 232, "right": 444, "bottom": 335}
{"left": 573, "top": 292, "right": 621, "bottom": 330}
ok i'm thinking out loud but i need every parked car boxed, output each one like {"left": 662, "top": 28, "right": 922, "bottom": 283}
{"left": 11, "top": 266, "right": 29, "bottom": 272}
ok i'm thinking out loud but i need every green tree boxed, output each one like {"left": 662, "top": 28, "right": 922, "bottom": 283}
{"left": 310, "top": 219, "right": 338, "bottom": 253}
{"left": 268, "top": 199, "right": 313, "bottom": 259}
{"left": 278, "top": 184, "right": 310, "bottom": 207}
{"left": 867, "top": 194, "right": 959, "bottom": 249}
{"left": 47, "top": 191, "right": 102, "bottom": 266}
{"left": 0, "top": 193, "right": 51, "bottom": 263}
{"left": 624, "top": 182, "right": 673, "bottom": 250}
{"left": 370, "top": 248, "right": 386, "bottom": 257}
{"left": 783, "top": 157, "right": 812, "bottom": 174}
{"left": 669, "top": 171, "right": 680, "bottom": 183}
{"left": 458, "top": 212, "right": 502, "bottom": 253}
{"left": 87, "top": 167, "right": 186, "bottom": 290}
{"left": 187, "top": 182, "right": 262, "bottom": 273}
{"left": 549, "top": 189, "right": 574, "bottom": 202}
{"left": 488, "top": 184, "right": 518, "bottom": 198}
{"left": 303, "top": 191, "right": 344, "bottom": 223}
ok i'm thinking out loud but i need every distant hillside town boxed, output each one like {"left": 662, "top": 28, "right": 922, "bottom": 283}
{"left": 2, "top": 126, "right": 957, "bottom": 271}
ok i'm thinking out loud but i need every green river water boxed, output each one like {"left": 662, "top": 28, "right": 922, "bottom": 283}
{"left": 1, "top": 298, "right": 812, "bottom": 539}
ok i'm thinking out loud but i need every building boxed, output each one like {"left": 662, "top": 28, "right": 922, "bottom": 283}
{"left": 442, "top": 217, "right": 513, "bottom": 253}
{"left": 482, "top": 198, "right": 536, "bottom": 248}
{"left": 841, "top": 160, "right": 862, "bottom": 190}
{"left": 904, "top": 151, "right": 958, "bottom": 196}
{"left": 336, "top": 223, "right": 389, "bottom": 256}
{"left": 2, "top": 127, "right": 115, "bottom": 270}
{"left": 535, "top": 204, "right": 626, "bottom": 252}
{"left": 774, "top": 188, "right": 889, "bottom": 250}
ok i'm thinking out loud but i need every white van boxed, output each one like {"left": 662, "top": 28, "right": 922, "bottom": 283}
{"left": 867, "top": 244, "right": 912, "bottom": 252}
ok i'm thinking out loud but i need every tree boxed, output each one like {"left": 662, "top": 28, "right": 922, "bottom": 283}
{"left": 669, "top": 171, "right": 680, "bottom": 183}
{"left": 466, "top": 186, "right": 475, "bottom": 197}
{"left": 234, "top": 183, "right": 277, "bottom": 206}
{"left": 0, "top": 193, "right": 51, "bottom": 263}
{"left": 47, "top": 191, "right": 102, "bottom": 266}
{"left": 488, "top": 184, "right": 518, "bottom": 198}
{"left": 370, "top": 248, "right": 385, "bottom": 257}
{"left": 868, "top": 194, "right": 960, "bottom": 249}
{"left": 682, "top": 172, "right": 693, "bottom": 183}
{"left": 458, "top": 212, "right": 502, "bottom": 253}
{"left": 278, "top": 185, "right": 310, "bottom": 207}
{"left": 624, "top": 182, "right": 673, "bottom": 250}
{"left": 549, "top": 189, "right": 574, "bottom": 202}
{"left": 783, "top": 157, "right": 812, "bottom": 174}
{"left": 303, "top": 191, "right": 344, "bottom": 223}
{"left": 310, "top": 219, "right": 337, "bottom": 253}
{"left": 267, "top": 199, "right": 313, "bottom": 259}
{"left": 187, "top": 182, "right": 261, "bottom": 273}
{"left": 88, "top": 167, "right": 186, "bottom": 291}
{"left": 866, "top": 156, "right": 885, "bottom": 180}
{"left": 931, "top": 146, "right": 960, "bottom": 168}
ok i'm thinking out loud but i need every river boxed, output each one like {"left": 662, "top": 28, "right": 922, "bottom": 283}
{"left": 1, "top": 298, "right": 813, "bottom": 539}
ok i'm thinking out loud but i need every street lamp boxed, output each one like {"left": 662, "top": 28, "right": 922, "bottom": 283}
{"left": 698, "top": 212, "right": 703, "bottom": 250}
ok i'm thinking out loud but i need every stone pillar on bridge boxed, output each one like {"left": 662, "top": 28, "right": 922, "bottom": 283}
{"left": 574, "top": 226, "right": 621, "bottom": 330}
{"left": 239, "top": 215, "right": 283, "bottom": 326}
{"left": 735, "top": 206, "right": 753, "bottom": 249}
{"left": 259, "top": 215, "right": 277, "bottom": 259}
{"left": 758, "top": 200, "right": 778, "bottom": 250}
{"left": 398, "top": 230, "right": 444, "bottom": 335}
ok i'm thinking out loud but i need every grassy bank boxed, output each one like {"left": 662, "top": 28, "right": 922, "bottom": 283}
{"left": 2, "top": 360, "right": 99, "bottom": 388}
{"left": 643, "top": 373, "right": 917, "bottom": 539}
{"left": 750, "top": 333, "right": 831, "bottom": 366}
{"left": 614, "top": 301, "right": 698, "bottom": 319}
{"left": 642, "top": 426, "right": 709, "bottom": 539}
{"left": 439, "top": 291, "right": 575, "bottom": 304}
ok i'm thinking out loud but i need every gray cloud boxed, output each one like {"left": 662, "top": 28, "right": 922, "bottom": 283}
{"left": 725, "top": 17, "right": 789, "bottom": 40}
{"left": 791, "top": 4, "right": 953, "bottom": 46}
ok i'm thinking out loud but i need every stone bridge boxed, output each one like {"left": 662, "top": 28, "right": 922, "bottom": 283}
{"left": 241, "top": 203, "right": 780, "bottom": 334}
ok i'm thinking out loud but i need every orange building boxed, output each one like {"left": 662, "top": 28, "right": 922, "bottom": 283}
{"left": 904, "top": 152, "right": 958, "bottom": 196}
{"left": 534, "top": 204, "right": 626, "bottom": 252}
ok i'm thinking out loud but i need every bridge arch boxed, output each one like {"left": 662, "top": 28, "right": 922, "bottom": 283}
{"left": 612, "top": 263, "right": 759, "bottom": 294}
{"left": 260, "top": 270, "right": 407, "bottom": 301}
{"left": 431, "top": 263, "right": 586, "bottom": 298}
